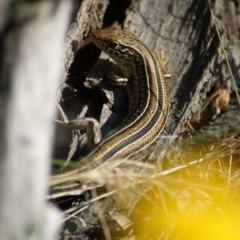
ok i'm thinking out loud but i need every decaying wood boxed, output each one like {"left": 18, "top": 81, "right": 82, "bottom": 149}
{"left": 0, "top": 1, "right": 72, "bottom": 239}
{"left": 54, "top": 0, "right": 227, "bottom": 238}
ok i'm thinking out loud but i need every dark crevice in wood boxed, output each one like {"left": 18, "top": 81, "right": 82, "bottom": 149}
{"left": 175, "top": 7, "right": 213, "bottom": 110}
{"left": 103, "top": 0, "right": 132, "bottom": 27}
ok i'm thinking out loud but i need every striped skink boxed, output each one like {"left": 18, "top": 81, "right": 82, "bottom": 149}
{"left": 50, "top": 27, "right": 170, "bottom": 198}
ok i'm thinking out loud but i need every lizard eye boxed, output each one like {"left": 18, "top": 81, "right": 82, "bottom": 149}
{"left": 108, "top": 41, "right": 119, "bottom": 49}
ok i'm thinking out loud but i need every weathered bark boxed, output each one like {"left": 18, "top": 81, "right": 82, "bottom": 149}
{"left": 53, "top": 0, "right": 227, "bottom": 238}
{"left": 0, "top": 1, "right": 72, "bottom": 239}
